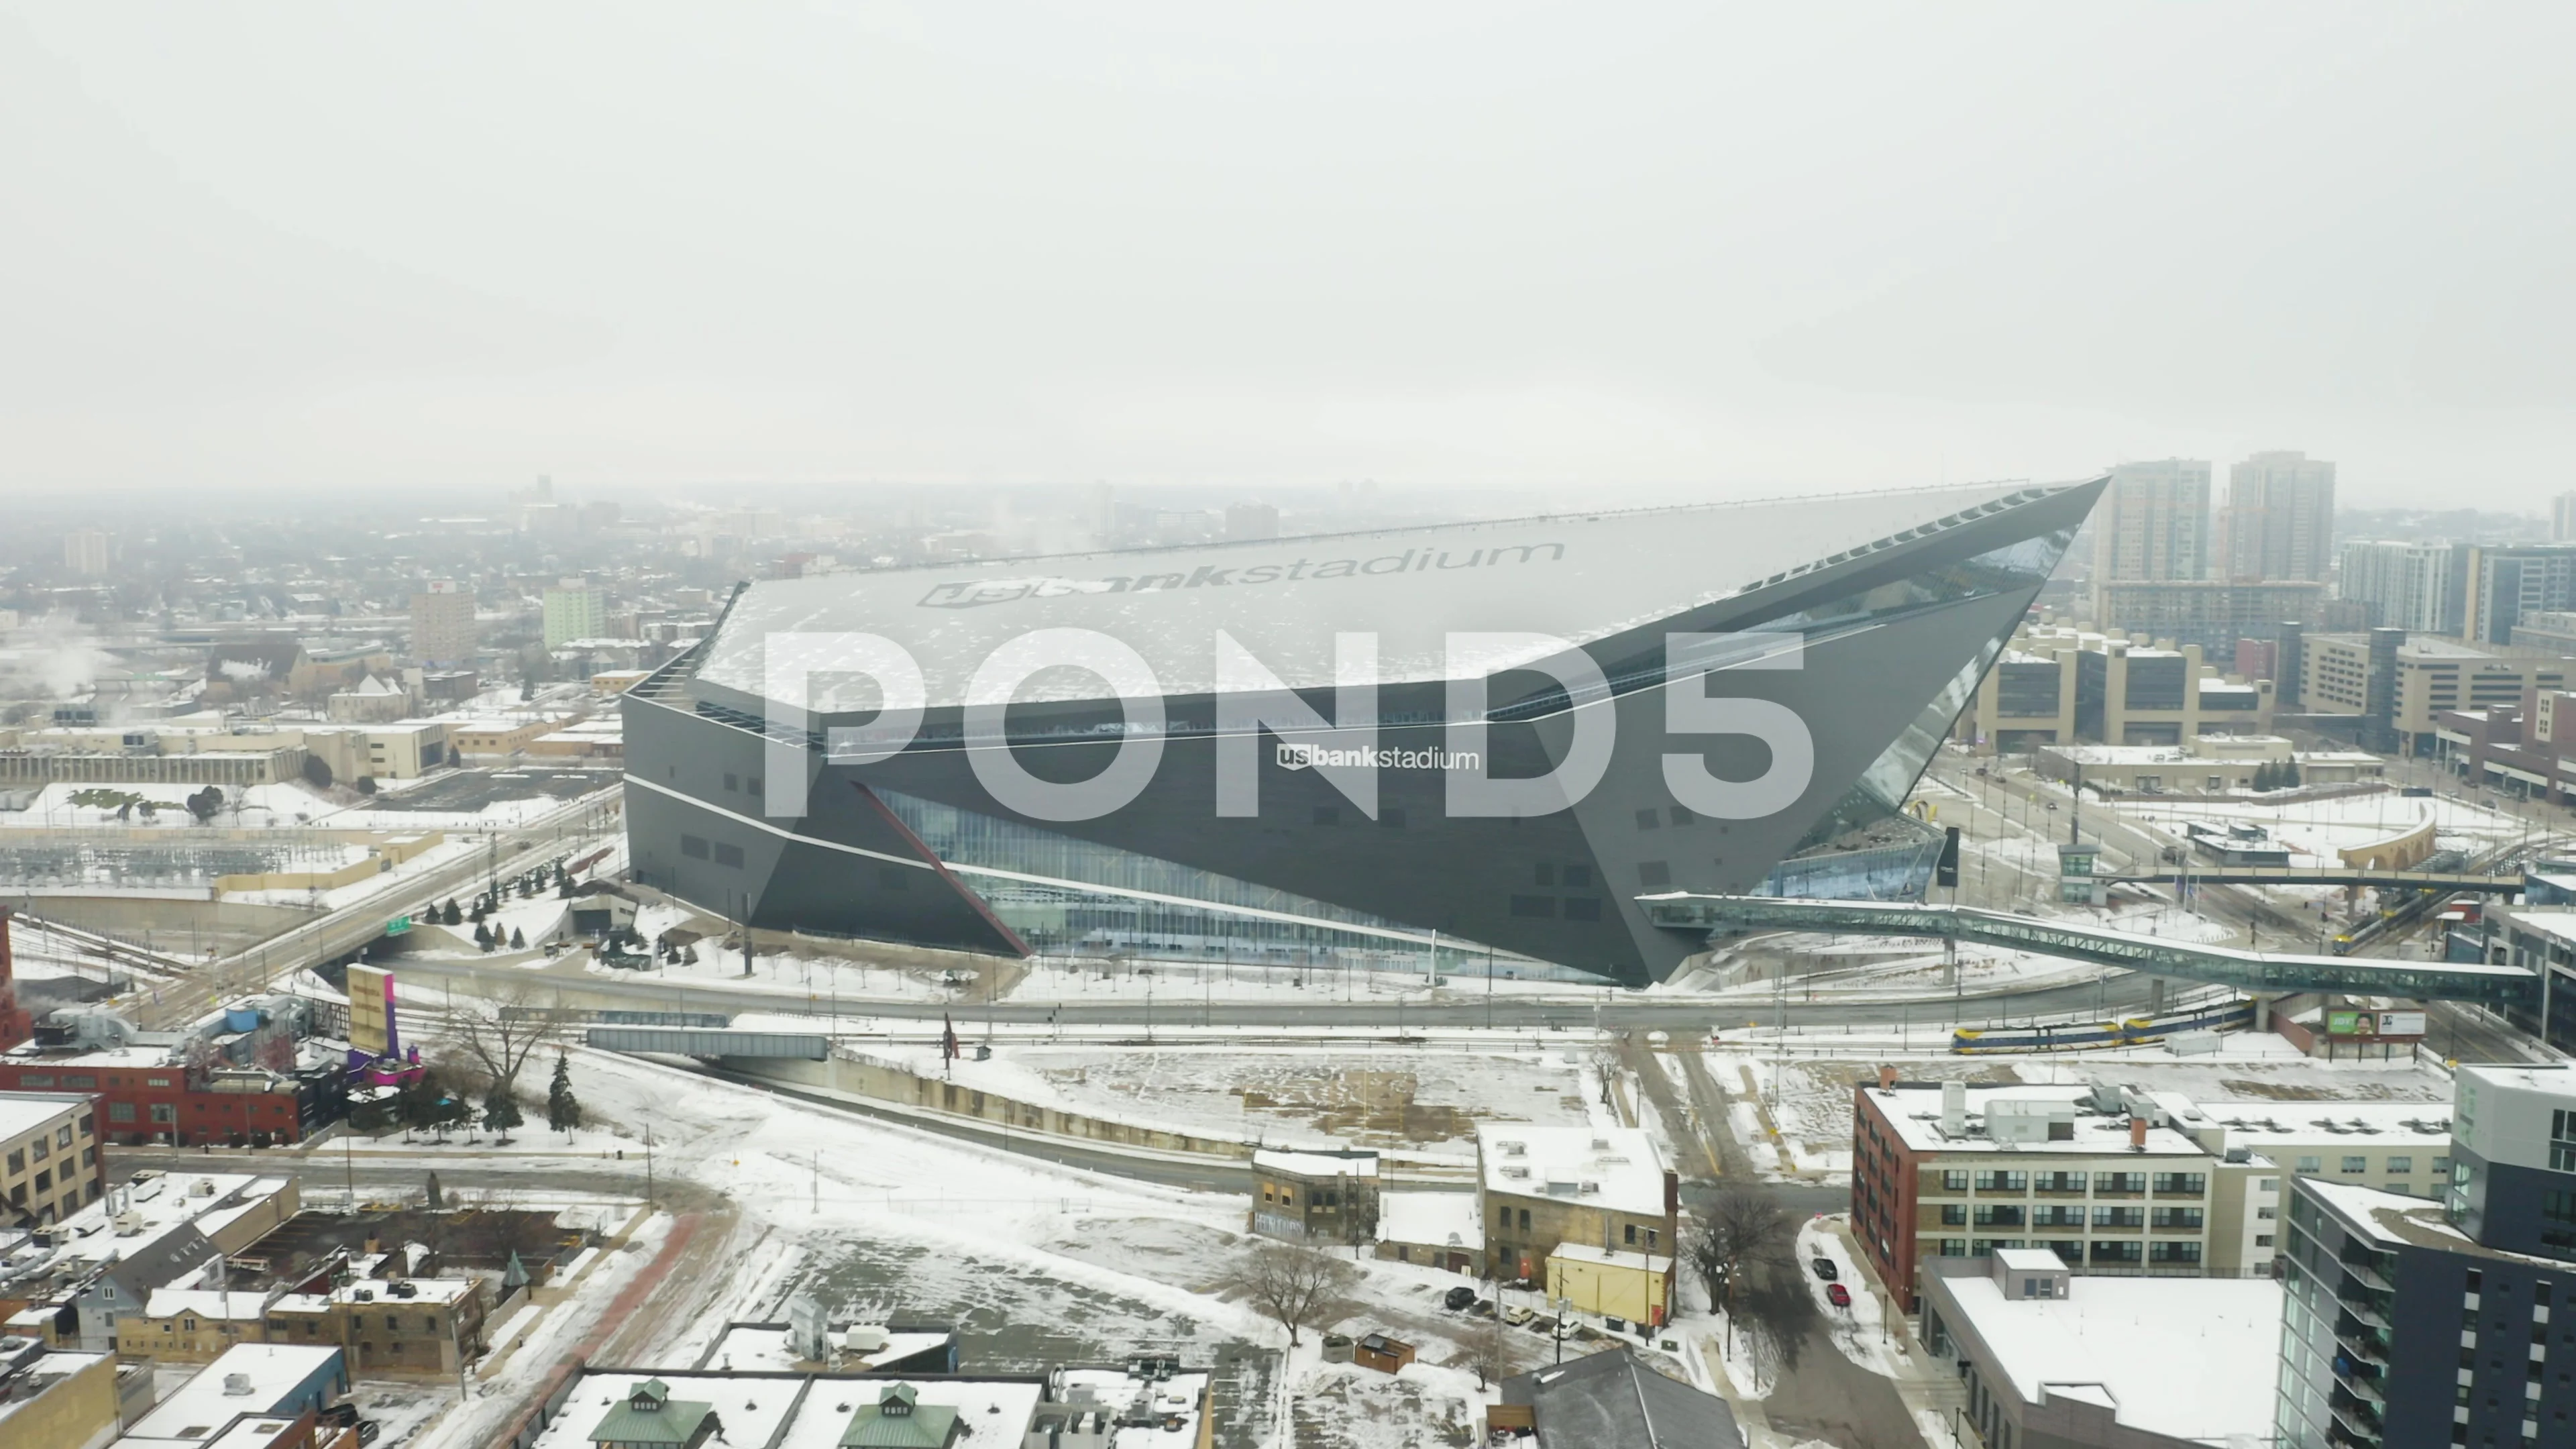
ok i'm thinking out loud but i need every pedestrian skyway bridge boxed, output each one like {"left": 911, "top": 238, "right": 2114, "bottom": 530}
{"left": 2094, "top": 865, "right": 2526, "bottom": 893}
{"left": 1642, "top": 895, "right": 2536, "bottom": 1006}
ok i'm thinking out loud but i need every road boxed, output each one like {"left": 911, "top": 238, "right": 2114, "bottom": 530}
{"left": 123, "top": 791, "right": 621, "bottom": 1030}
{"left": 394, "top": 953, "right": 2175, "bottom": 1034}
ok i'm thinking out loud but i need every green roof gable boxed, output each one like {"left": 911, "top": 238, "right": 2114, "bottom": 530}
{"left": 841, "top": 1383, "right": 958, "bottom": 1448}
{"left": 590, "top": 1379, "right": 720, "bottom": 1447}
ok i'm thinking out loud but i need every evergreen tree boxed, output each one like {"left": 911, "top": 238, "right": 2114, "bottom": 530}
{"left": 508, "top": 926, "right": 527, "bottom": 950}
{"left": 557, "top": 871, "right": 575, "bottom": 900}
{"left": 2253, "top": 762, "right": 2276, "bottom": 792}
{"left": 439, "top": 898, "right": 462, "bottom": 926}
{"left": 545, "top": 1053, "right": 583, "bottom": 1134}
{"left": 482, "top": 1084, "right": 523, "bottom": 1138}
{"left": 2285, "top": 758, "right": 2302, "bottom": 788}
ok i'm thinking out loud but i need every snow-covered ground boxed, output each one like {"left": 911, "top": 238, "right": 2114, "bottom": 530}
{"left": 2116, "top": 790, "right": 2532, "bottom": 865}
{"left": 850, "top": 1039, "right": 1590, "bottom": 1154}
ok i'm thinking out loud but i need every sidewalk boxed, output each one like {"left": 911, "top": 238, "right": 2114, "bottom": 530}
{"left": 1816, "top": 1217, "right": 1970, "bottom": 1448}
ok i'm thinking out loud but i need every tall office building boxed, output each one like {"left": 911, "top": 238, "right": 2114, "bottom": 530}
{"left": 2555, "top": 492, "right": 2576, "bottom": 543}
{"left": 2461, "top": 545, "right": 2576, "bottom": 645}
{"left": 2335, "top": 540, "right": 2463, "bottom": 633}
{"left": 2091, "top": 458, "right": 2210, "bottom": 584}
{"left": 61, "top": 529, "right": 109, "bottom": 578}
{"left": 408, "top": 580, "right": 478, "bottom": 665}
{"left": 542, "top": 580, "right": 606, "bottom": 650}
{"left": 2220, "top": 451, "right": 2335, "bottom": 582}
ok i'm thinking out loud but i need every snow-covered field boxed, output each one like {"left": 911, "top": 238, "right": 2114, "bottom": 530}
{"left": 2116, "top": 791, "right": 2532, "bottom": 865}
{"left": 853, "top": 1040, "right": 1593, "bottom": 1154}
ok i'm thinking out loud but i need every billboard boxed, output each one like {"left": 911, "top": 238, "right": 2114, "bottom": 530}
{"left": 347, "top": 965, "right": 396, "bottom": 1056}
{"left": 2326, "top": 1009, "right": 2428, "bottom": 1038}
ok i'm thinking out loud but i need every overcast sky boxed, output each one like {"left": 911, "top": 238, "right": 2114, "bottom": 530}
{"left": 3, "top": 3, "right": 2570, "bottom": 508}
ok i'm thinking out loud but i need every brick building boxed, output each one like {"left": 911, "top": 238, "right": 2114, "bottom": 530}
{"left": 1476, "top": 1125, "right": 1675, "bottom": 1287}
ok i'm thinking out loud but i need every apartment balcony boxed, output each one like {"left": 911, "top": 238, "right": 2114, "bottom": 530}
{"left": 2338, "top": 1258, "right": 2394, "bottom": 1293}
{"left": 2337, "top": 1297, "right": 2392, "bottom": 1334}
{"left": 2334, "top": 1328, "right": 2389, "bottom": 1369}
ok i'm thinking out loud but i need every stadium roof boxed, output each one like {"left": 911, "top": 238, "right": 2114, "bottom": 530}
{"left": 698, "top": 479, "right": 2081, "bottom": 710}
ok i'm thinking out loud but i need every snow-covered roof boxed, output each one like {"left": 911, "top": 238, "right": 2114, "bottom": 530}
{"left": 141, "top": 1289, "right": 265, "bottom": 1321}
{"left": 1379, "top": 1191, "right": 1483, "bottom": 1250}
{"left": 127, "top": 1344, "right": 343, "bottom": 1438}
{"left": 1865, "top": 1084, "right": 2206, "bottom": 1157}
{"left": 1548, "top": 1244, "right": 1672, "bottom": 1274}
{"left": 528, "top": 1371, "right": 1054, "bottom": 1449}
{"left": 697, "top": 480, "right": 2071, "bottom": 708}
{"left": 1931, "top": 1271, "right": 2282, "bottom": 1442}
{"left": 0, "top": 1091, "right": 76, "bottom": 1142}
{"left": 1250, "top": 1149, "right": 1378, "bottom": 1179}
{"left": 1477, "top": 1125, "right": 1668, "bottom": 1214}
{"left": 2178, "top": 1099, "right": 2452, "bottom": 1148}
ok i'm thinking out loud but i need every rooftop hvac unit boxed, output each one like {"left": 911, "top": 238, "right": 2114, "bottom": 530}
{"left": 222, "top": 1373, "right": 253, "bottom": 1396}
{"left": 112, "top": 1212, "right": 143, "bottom": 1237}
{"left": 844, "top": 1324, "right": 889, "bottom": 1354}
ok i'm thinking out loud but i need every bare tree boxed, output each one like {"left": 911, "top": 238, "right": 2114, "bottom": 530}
{"left": 1462, "top": 1309, "right": 1527, "bottom": 1391}
{"left": 1590, "top": 1040, "right": 1623, "bottom": 1110}
{"left": 441, "top": 984, "right": 576, "bottom": 1097}
{"left": 1222, "top": 1240, "right": 1359, "bottom": 1348}
{"left": 1684, "top": 1187, "right": 1796, "bottom": 1317}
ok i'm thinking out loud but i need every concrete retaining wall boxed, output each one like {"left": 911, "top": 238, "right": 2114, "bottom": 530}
{"left": 745, "top": 1051, "right": 1253, "bottom": 1163}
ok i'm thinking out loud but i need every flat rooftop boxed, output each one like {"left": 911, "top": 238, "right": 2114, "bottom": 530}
{"left": 1866, "top": 1084, "right": 2206, "bottom": 1157}
{"left": 1379, "top": 1191, "right": 1484, "bottom": 1251}
{"left": 1251, "top": 1149, "right": 1379, "bottom": 1179}
{"left": 127, "top": 1344, "right": 342, "bottom": 1438}
{"left": 0, "top": 1091, "right": 76, "bottom": 1142}
{"left": 1932, "top": 1266, "right": 2282, "bottom": 1442}
{"left": 1478, "top": 1125, "right": 1668, "bottom": 1213}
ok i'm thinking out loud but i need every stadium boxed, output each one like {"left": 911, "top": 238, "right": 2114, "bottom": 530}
{"left": 621, "top": 478, "right": 2104, "bottom": 985}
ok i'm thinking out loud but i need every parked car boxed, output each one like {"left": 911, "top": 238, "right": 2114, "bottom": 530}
{"left": 1811, "top": 1256, "right": 1838, "bottom": 1282}
{"left": 1443, "top": 1285, "right": 1478, "bottom": 1311}
{"left": 356, "top": 1422, "right": 382, "bottom": 1446}
{"left": 1826, "top": 1283, "right": 1852, "bottom": 1309}
{"left": 1469, "top": 1298, "right": 1497, "bottom": 1318}
{"left": 1502, "top": 1305, "right": 1535, "bottom": 1327}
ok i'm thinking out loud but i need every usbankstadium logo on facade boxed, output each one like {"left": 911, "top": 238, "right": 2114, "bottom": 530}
{"left": 916, "top": 541, "right": 1568, "bottom": 609}
{"left": 1275, "top": 742, "right": 1481, "bottom": 772}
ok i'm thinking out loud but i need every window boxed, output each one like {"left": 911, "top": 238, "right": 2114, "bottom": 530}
{"left": 2256, "top": 1234, "right": 2275, "bottom": 1248}
{"left": 2341, "top": 1157, "right": 2369, "bottom": 1175}
{"left": 1940, "top": 1205, "right": 1968, "bottom": 1226}
{"left": 150, "top": 1105, "right": 176, "bottom": 1124}
{"left": 680, "top": 834, "right": 709, "bottom": 860}
{"left": 2295, "top": 1156, "right": 2322, "bottom": 1173}
{"left": 1562, "top": 865, "right": 1592, "bottom": 888}
{"left": 2092, "top": 1172, "right": 2145, "bottom": 1194}
{"left": 722, "top": 772, "right": 739, "bottom": 792}
{"left": 712, "top": 842, "right": 745, "bottom": 869}
{"left": 1509, "top": 895, "right": 1556, "bottom": 918}
{"left": 2389, "top": 1157, "right": 2414, "bottom": 1174}
{"left": 2151, "top": 1207, "right": 2204, "bottom": 1230}
{"left": 2555, "top": 1112, "right": 2576, "bottom": 1173}
{"left": 2152, "top": 1172, "right": 2206, "bottom": 1195}
{"left": 2149, "top": 1241, "right": 2203, "bottom": 1264}
{"left": 1941, "top": 1171, "right": 1970, "bottom": 1193}
{"left": 2435, "top": 1157, "right": 2452, "bottom": 1177}
{"left": 2092, "top": 1206, "right": 2145, "bottom": 1229}
{"left": 1517, "top": 1209, "right": 1531, "bottom": 1231}
{"left": 1975, "top": 1171, "right": 2029, "bottom": 1191}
